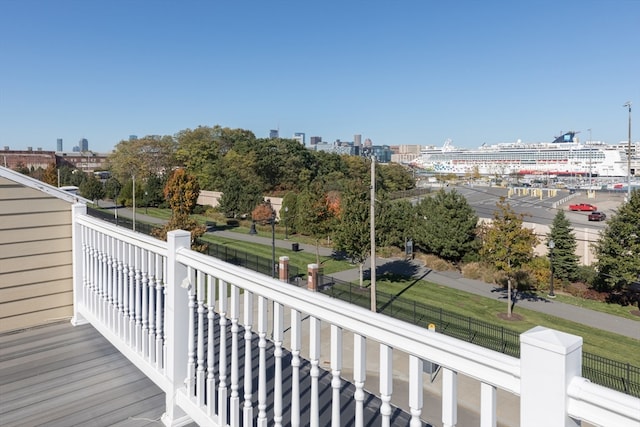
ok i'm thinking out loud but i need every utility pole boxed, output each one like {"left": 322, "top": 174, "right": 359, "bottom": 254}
{"left": 624, "top": 102, "right": 632, "bottom": 201}
{"left": 370, "top": 156, "right": 376, "bottom": 312}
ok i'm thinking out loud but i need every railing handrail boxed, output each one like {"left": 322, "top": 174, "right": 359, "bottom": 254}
{"left": 77, "top": 212, "right": 168, "bottom": 257}
{"left": 177, "top": 246, "right": 522, "bottom": 393}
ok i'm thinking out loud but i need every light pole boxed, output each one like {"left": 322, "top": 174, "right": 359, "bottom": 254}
{"left": 271, "top": 212, "right": 276, "bottom": 278}
{"left": 624, "top": 102, "right": 632, "bottom": 201}
{"left": 548, "top": 240, "right": 556, "bottom": 298}
{"left": 284, "top": 206, "right": 289, "bottom": 240}
{"left": 587, "top": 128, "right": 592, "bottom": 186}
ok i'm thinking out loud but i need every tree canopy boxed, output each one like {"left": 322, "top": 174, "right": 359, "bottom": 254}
{"left": 593, "top": 189, "right": 640, "bottom": 300}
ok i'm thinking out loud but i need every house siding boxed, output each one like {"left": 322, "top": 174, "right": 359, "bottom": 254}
{"left": 0, "top": 177, "right": 74, "bottom": 333}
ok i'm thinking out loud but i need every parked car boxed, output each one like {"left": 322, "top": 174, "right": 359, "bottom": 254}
{"left": 569, "top": 203, "right": 598, "bottom": 211}
{"left": 588, "top": 211, "right": 606, "bottom": 221}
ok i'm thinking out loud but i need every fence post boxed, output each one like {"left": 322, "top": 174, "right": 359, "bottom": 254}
{"left": 308, "top": 264, "right": 319, "bottom": 291}
{"left": 162, "top": 230, "right": 192, "bottom": 426}
{"left": 279, "top": 256, "right": 289, "bottom": 282}
{"left": 71, "top": 203, "right": 88, "bottom": 326}
{"left": 520, "top": 326, "right": 582, "bottom": 427}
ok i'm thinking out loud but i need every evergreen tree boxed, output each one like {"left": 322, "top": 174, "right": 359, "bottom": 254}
{"left": 547, "top": 209, "right": 580, "bottom": 282}
{"left": 79, "top": 173, "right": 105, "bottom": 205}
{"left": 415, "top": 189, "right": 479, "bottom": 263}
{"left": 593, "top": 190, "right": 640, "bottom": 301}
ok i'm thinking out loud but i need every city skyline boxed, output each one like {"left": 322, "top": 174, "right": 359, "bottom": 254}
{"left": 1, "top": 1, "right": 638, "bottom": 153}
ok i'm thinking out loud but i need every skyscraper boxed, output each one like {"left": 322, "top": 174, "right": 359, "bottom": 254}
{"left": 79, "top": 138, "right": 89, "bottom": 152}
{"left": 354, "top": 134, "right": 362, "bottom": 147}
{"left": 269, "top": 129, "right": 279, "bottom": 139}
{"left": 57, "top": 138, "right": 63, "bottom": 152}
{"left": 293, "top": 132, "right": 305, "bottom": 145}
{"left": 310, "top": 136, "right": 322, "bottom": 145}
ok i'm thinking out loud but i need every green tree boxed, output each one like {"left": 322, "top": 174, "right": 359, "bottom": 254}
{"left": 143, "top": 174, "right": 167, "bottom": 208}
{"left": 108, "top": 135, "right": 176, "bottom": 183}
{"left": 593, "top": 189, "right": 640, "bottom": 304}
{"left": 79, "top": 174, "right": 105, "bottom": 205}
{"left": 104, "top": 177, "right": 122, "bottom": 201}
{"left": 547, "top": 209, "right": 579, "bottom": 283}
{"left": 281, "top": 191, "right": 298, "bottom": 235}
{"left": 480, "top": 197, "right": 539, "bottom": 317}
{"left": 415, "top": 189, "right": 479, "bottom": 263}
{"left": 295, "top": 187, "right": 336, "bottom": 265}
{"left": 376, "top": 198, "right": 415, "bottom": 250}
{"left": 333, "top": 188, "right": 371, "bottom": 287}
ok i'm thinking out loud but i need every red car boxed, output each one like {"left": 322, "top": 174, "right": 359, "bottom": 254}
{"left": 569, "top": 203, "right": 598, "bottom": 211}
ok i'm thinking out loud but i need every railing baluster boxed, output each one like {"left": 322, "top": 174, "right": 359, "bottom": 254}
{"left": 480, "top": 382, "right": 497, "bottom": 427}
{"left": 380, "top": 344, "right": 393, "bottom": 427}
{"left": 206, "top": 274, "right": 217, "bottom": 416}
{"left": 331, "top": 324, "right": 342, "bottom": 427}
{"left": 230, "top": 284, "right": 240, "bottom": 426}
{"left": 354, "top": 334, "right": 366, "bottom": 427}
{"left": 196, "top": 269, "right": 206, "bottom": 406}
{"left": 155, "top": 254, "right": 164, "bottom": 370}
{"left": 442, "top": 367, "right": 458, "bottom": 427}
{"left": 148, "top": 251, "right": 156, "bottom": 365}
{"left": 186, "top": 266, "right": 196, "bottom": 396}
{"left": 134, "top": 246, "right": 142, "bottom": 352}
{"left": 117, "top": 240, "right": 125, "bottom": 339}
{"left": 218, "top": 279, "right": 228, "bottom": 426}
{"left": 409, "top": 355, "right": 423, "bottom": 427}
{"left": 257, "top": 296, "right": 268, "bottom": 427}
{"left": 243, "top": 290, "right": 253, "bottom": 427}
{"left": 98, "top": 232, "right": 105, "bottom": 322}
{"left": 127, "top": 242, "right": 135, "bottom": 345}
{"left": 309, "top": 315, "right": 321, "bottom": 427}
{"left": 290, "top": 309, "right": 301, "bottom": 427}
{"left": 141, "top": 249, "right": 149, "bottom": 357}
{"left": 273, "top": 301, "right": 284, "bottom": 427}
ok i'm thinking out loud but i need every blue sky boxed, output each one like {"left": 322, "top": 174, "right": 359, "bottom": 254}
{"left": 1, "top": 0, "right": 638, "bottom": 153}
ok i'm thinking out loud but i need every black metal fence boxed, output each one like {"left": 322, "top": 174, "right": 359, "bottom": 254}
{"left": 318, "top": 273, "right": 640, "bottom": 397}
{"left": 85, "top": 207, "right": 639, "bottom": 397}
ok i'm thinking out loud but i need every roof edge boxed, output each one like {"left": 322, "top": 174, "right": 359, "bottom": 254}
{"left": 0, "top": 165, "right": 91, "bottom": 204}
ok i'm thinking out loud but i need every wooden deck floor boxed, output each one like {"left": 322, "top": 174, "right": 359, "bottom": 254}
{"left": 0, "top": 321, "right": 425, "bottom": 427}
{"left": 0, "top": 321, "right": 173, "bottom": 427}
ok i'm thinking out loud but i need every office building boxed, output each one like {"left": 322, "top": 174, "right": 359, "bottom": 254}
{"left": 57, "top": 139, "right": 63, "bottom": 152}
{"left": 293, "top": 132, "right": 305, "bottom": 145}
{"left": 269, "top": 129, "right": 279, "bottom": 139}
{"left": 79, "top": 138, "right": 88, "bottom": 152}
{"left": 310, "top": 136, "right": 322, "bottom": 145}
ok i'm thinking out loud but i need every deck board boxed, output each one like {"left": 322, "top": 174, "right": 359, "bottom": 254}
{"left": 0, "top": 322, "right": 169, "bottom": 427}
{"left": 0, "top": 320, "right": 425, "bottom": 426}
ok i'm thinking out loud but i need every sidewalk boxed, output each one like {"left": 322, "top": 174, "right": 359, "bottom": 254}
{"left": 110, "top": 205, "right": 640, "bottom": 340}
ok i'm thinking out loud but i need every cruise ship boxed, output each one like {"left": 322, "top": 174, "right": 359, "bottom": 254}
{"left": 411, "top": 132, "right": 638, "bottom": 177}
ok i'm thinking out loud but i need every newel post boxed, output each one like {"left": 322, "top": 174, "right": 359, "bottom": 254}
{"left": 307, "top": 263, "right": 319, "bottom": 291}
{"left": 520, "top": 326, "right": 582, "bottom": 427}
{"left": 278, "top": 256, "right": 289, "bottom": 282}
{"left": 71, "top": 203, "right": 88, "bottom": 326}
{"left": 162, "top": 230, "right": 192, "bottom": 426}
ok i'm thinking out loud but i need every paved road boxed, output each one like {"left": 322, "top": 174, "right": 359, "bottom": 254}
{"left": 110, "top": 204, "right": 639, "bottom": 340}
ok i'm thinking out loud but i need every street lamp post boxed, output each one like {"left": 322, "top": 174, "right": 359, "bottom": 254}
{"left": 271, "top": 213, "right": 276, "bottom": 278}
{"left": 548, "top": 240, "right": 556, "bottom": 298}
{"left": 624, "top": 102, "right": 632, "bottom": 201}
{"left": 284, "top": 206, "right": 289, "bottom": 240}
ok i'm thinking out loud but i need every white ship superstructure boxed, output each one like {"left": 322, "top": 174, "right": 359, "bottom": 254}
{"left": 411, "top": 132, "right": 637, "bottom": 177}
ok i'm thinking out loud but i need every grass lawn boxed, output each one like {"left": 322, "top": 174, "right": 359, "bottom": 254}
{"left": 372, "top": 276, "right": 639, "bottom": 362}
{"left": 200, "top": 234, "right": 353, "bottom": 275}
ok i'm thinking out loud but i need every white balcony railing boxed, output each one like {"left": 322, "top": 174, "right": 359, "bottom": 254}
{"left": 70, "top": 204, "right": 640, "bottom": 427}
